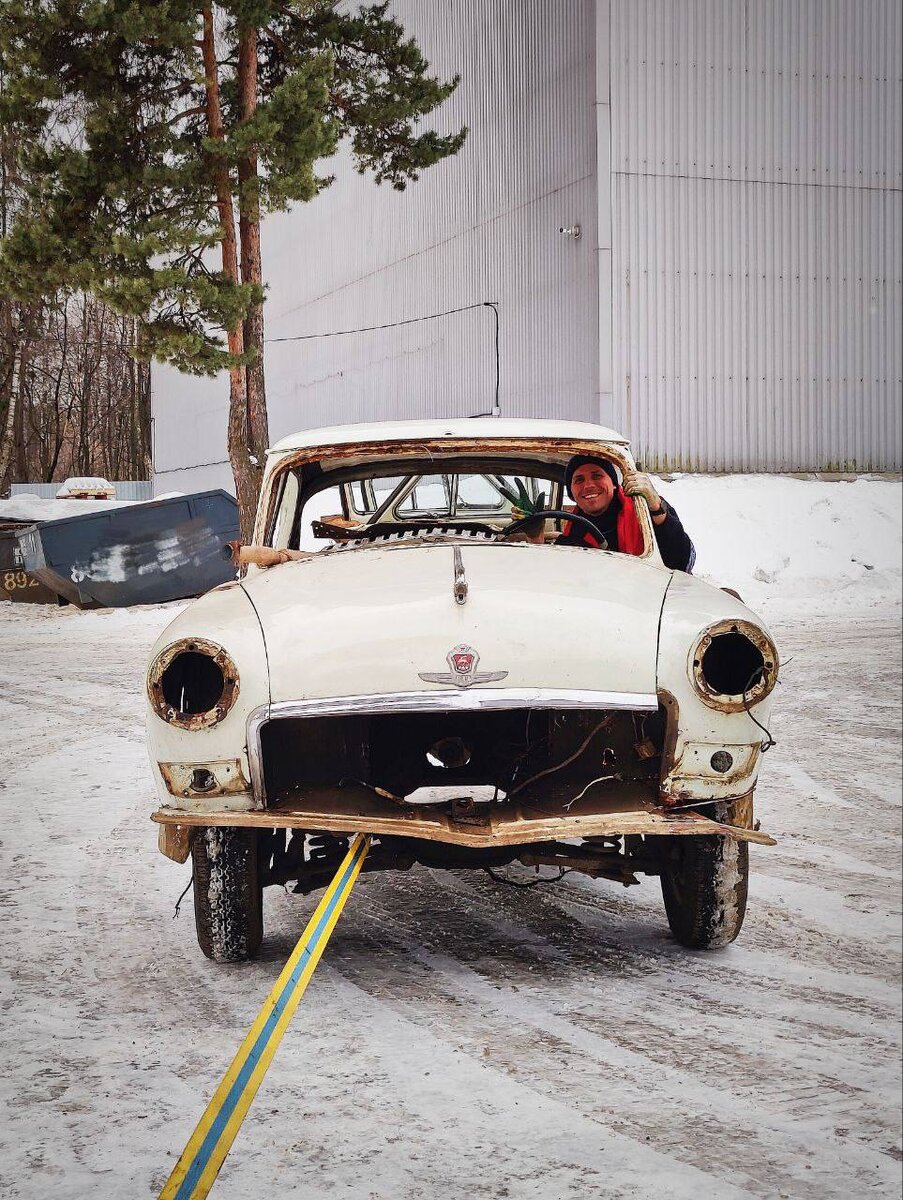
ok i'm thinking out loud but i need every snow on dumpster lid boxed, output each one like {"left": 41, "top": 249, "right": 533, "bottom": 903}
{"left": 0, "top": 496, "right": 138, "bottom": 524}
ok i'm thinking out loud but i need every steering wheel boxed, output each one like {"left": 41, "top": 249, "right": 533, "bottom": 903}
{"left": 501, "top": 508, "right": 606, "bottom": 546}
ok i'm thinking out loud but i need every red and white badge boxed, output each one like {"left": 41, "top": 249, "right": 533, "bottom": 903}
{"left": 418, "top": 644, "right": 508, "bottom": 689}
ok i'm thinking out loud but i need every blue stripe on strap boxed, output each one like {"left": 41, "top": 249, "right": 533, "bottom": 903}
{"left": 173, "top": 837, "right": 367, "bottom": 1199}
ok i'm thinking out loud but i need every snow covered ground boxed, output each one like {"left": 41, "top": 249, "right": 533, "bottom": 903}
{"left": 0, "top": 475, "right": 900, "bottom": 1199}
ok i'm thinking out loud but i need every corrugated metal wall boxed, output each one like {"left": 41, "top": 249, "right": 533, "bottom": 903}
{"left": 153, "top": 0, "right": 902, "bottom": 491}
{"left": 153, "top": 0, "right": 600, "bottom": 493}
{"left": 10, "top": 481, "right": 154, "bottom": 500}
{"left": 263, "top": 0, "right": 599, "bottom": 428}
{"left": 607, "top": 0, "right": 903, "bottom": 471}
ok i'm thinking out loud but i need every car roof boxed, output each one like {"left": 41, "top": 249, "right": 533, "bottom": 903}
{"left": 268, "top": 417, "right": 630, "bottom": 456}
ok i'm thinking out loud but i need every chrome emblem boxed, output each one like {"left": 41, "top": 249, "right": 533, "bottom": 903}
{"left": 418, "top": 644, "right": 508, "bottom": 689}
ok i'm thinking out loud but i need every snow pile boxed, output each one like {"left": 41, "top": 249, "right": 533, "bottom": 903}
{"left": 0, "top": 495, "right": 137, "bottom": 523}
{"left": 0, "top": 492, "right": 185, "bottom": 525}
{"left": 657, "top": 475, "right": 901, "bottom": 618}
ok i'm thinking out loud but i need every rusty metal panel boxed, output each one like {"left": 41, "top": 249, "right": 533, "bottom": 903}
{"left": 152, "top": 786, "right": 776, "bottom": 847}
{"left": 608, "top": 0, "right": 903, "bottom": 471}
{"left": 9, "top": 481, "right": 153, "bottom": 501}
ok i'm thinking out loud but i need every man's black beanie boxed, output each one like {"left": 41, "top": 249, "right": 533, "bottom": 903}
{"left": 564, "top": 454, "right": 619, "bottom": 499}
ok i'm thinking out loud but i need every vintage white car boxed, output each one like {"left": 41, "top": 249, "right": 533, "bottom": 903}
{"left": 146, "top": 419, "right": 779, "bottom": 962}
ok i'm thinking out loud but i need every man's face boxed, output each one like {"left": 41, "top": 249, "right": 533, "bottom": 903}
{"left": 570, "top": 463, "right": 615, "bottom": 515}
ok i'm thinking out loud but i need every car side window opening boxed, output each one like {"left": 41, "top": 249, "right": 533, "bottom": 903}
{"left": 346, "top": 479, "right": 369, "bottom": 516}
{"left": 295, "top": 484, "right": 345, "bottom": 552}
{"left": 270, "top": 470, "right": 300, "bottom": 550}
{"left": 458, "top": 474, "right": 525, "bottom": 513}
{"left": 396, "top": 474, "right": 453, "bottom": 517}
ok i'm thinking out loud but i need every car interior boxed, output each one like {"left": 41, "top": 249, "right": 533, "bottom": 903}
{"left": 267, "top": 457, "right": 585, "bottom": 552}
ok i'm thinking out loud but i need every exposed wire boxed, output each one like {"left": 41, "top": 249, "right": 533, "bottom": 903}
{"left": 484, "top": 866, "right": 572, "bottom": 889}
{"left": 155, "top": 456, "right": 231, "bottom": 472}
{"left": 504, "top": 708, "right": 543, "bottom": 794}
{"left": 468, "top": 301, "right": 501, "bottom": 417}
{"left": 265, "top": 300, "right": 497, "bottom": 343}
{"left": 173, "top": 877, "right": 192, "bottom": 919}
{"left": 742, "top": 667, "right": 777, "bottom": 751}
{"left": 662, "top": 797, "right": 739, "bottom": 813}
{"left": 563, "top": 772, "right": 621, "bottom": 811}
{"left": 155, "top": 299, "right": 502, "bottom": 472}
{"left": 508, "top": 716, "right": 613, "bottom": 799}
{"left": 339, "top": 776, "right": 406, "bottom": 805}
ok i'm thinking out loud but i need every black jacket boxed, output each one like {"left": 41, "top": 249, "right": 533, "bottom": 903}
{"left": 555, "top": 493, "right": 696, "bottom": 572}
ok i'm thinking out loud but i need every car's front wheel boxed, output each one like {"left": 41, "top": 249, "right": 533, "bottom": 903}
{"left": 659, "top": 798, "right": 751, "bottom": 949}
{"left": 191, "top": 826, "right": 263, "bottom": 962}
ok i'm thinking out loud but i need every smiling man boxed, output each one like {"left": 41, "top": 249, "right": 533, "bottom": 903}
{"left": 556, "top": 455, "right": 696, "bottom": 572}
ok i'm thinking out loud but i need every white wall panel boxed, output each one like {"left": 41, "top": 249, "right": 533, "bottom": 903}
{"left": 153, "top": 0, "right": 600, "bottom": 493}
{"left": 153, "top": 0, "right": 902, "bottom": 488}
{"left": 608, "top": 0, "right": 902, "bottom": 471}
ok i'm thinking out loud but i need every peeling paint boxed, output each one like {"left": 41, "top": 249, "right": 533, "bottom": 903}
{"left": 158, "top": 759, "right": 249, "bottom": 799}
{"left": 71, "top": 522, "right": 222, "bottom": 585}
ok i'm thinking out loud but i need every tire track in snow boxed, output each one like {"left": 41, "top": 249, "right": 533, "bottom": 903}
{"left": 318, "top": 890, "right": 899, "bottom": 1199}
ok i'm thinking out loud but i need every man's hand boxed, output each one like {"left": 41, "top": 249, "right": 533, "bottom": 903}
{"left": 509, "top": 506, "right": 546, "bottom": 543}
{"left": 500, "top": 480, "right": 547, "bottom": 541}
{"left": 622, "top": 469, "right": 665, "bottom": 518}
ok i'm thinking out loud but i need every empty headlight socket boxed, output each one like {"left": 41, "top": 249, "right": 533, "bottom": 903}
{"left": 147, "top": 638, "right": 240, "bottom": 729}
{"left": 690, "top": 619, "right": 778, "bottom": 712}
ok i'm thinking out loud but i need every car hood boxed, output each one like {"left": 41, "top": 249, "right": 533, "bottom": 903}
{"left": 240, "top": 542, "right": 671, "bottom": 704}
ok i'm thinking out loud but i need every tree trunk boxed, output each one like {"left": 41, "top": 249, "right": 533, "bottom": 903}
{"left": 202, "top": 3, "right": 257, "bottom": 540}
{"left": 0, "top": 302, "right": 36, "bottom": 489}
{"left": 237, "top": 27, "right": 269, "bottom": 484}
{"left": 0, "top": 299, "right": 15, "bottom": 491}
{"left": 0, "top": 343, "right": 18, "bottom": 489}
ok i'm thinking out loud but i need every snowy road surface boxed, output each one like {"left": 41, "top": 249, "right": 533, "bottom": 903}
{"left": 1, "top": 479, "right": 901, "bottom": 1199}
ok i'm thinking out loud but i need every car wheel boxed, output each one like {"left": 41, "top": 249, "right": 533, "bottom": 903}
{"left": 659, "top": 798, "right": 751, "bottom": 949}
{"left": 191, "top": 826, "right": 263, "bottom": 962}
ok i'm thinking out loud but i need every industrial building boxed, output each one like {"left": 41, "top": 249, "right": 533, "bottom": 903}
{"left": 152, "top": 0, "right": 902, "bottom": 494}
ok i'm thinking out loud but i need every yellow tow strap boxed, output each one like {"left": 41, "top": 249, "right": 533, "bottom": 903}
{"left": 159, "top": 833, "right": 371, "bottom": 1200}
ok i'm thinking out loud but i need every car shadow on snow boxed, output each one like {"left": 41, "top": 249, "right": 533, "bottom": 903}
{"left": 257, "top": 863, "right": 716, "bottom": 989}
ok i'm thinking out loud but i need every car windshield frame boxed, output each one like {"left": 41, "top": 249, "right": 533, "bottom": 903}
{"left": 269, "top": 457, "right": 567, "bottom": 551}
{"left": 257, "top": 437, "right": 658, "bottom": 563}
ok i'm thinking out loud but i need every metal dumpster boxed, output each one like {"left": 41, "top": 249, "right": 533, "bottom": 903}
{"left": 17, "top": 490, "right": 239, "bottom": 608}
{"left": 0, "top": 523, "right": 62, "bottom": 604}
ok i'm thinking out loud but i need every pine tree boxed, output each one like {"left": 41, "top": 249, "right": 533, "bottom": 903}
{"left": 0, "top": 1, "right": 465, "bottom": 534}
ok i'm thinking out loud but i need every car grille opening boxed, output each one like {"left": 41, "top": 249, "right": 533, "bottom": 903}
{"left": 259, "top": 706, "right": 666, "bottom": 808}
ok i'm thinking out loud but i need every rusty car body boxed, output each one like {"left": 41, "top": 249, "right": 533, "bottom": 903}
{"left": 145, "top": 419, "right": 779, "bottom": 962}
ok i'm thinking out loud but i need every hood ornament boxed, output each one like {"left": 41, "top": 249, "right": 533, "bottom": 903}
{"left": 418, "top": 644, "right": 508, "bottom": 689}
{"left": 453, "top": 546, "right": 467, "bottom": 605}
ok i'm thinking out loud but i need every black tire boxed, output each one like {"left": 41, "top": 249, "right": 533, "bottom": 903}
{"left": 191, "top": 826, "right": 263, "bottom": 962}
{"left": 660, "top": 799, "right": 751, "bottom": 949}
